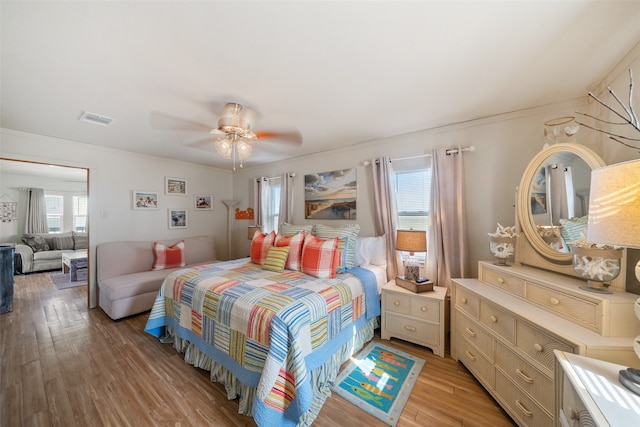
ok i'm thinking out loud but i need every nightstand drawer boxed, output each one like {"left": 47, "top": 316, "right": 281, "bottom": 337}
{"left": 496, "top": 369, "right": 553, "bottom": 427}
{"left": 384, "top": 312, "right": 440, "bottom": 345}
{"left": 456, "top": 309, "right": 494, "bottom": 359}
{"left": 516, "top": 319, "right": 574, "bottom": 374}
{"left": 479, "top": 300, "right": 515, "bottom": 344}
{"left": 495, "top": 340, "right": 553, "bottom": 413}
{"left": 560, "top": 372, "right": 594, "bottom": 426}
{"left": 526, "top": 283, "right": 600, "bottom": 333}
{"left": 481, "top": 266, "right": 525, "bottom": 297}
{"left": 455, "top": 286, "right": 480, "bottom": 319}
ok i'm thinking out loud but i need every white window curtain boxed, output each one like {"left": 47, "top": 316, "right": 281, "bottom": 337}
{"left": 278, "top": 172, "right": 294, "bottom": 226}
{"left": 371, "top": 156, "right": 401, "bottom": 281}
{"left": 25, "top": 188, "right": 48, "bottom": 233}
{"left": 254, "top": 177, "right": 269, "bottom": 231}
{"left": 427, "top": 146, "right": 471, "bottom": 289}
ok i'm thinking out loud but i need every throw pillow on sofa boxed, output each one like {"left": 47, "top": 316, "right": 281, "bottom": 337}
{"left": 72, "top": 231, "right": 88, "bottom": 250}
{"left": 51, "top": 232, "right": 75, "bottom": 250}
{"left": 152, "top": 240, "right": 186, "bottom": 270}
{"left": 21, "top": 234, "right": 49, "bottom": 252}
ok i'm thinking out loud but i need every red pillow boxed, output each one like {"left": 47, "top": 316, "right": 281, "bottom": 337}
{"left": 251, "top": 230, "right": 276, "bottom": 265}
{"left": 275, "top": 231, "right": 305, "bottom": 271}
{"left": 152, "top": 240, "right": 186, "bottom": 270}
{"left": 301, "top": 235, "right": 339, "bottom": 279}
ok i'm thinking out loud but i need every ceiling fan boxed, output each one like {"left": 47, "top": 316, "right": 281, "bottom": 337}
{"left": 190, "top": 102, "right": 302, "bottom": 170}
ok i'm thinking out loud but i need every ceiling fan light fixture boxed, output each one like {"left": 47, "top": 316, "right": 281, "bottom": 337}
{"left": 236, "top": 140, "right": 252, "bottom": 160}
{"left": 214, "top": 138, "right": 233, "bottom": 159}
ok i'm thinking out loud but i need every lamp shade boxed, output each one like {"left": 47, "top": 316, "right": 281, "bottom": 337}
{"left": 395, "top": 229, "right": 427, "bottom": 253}
{"left": 587, "top": 159, "right": 640, "bottom": 248}
{"left": 248, "top": 225, "right": 262, "bottom": 240}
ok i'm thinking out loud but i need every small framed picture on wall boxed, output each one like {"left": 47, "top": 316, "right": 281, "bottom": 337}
{"left": 165, "top": 177, "right": 187, "bottom": 195}
{"left": 132, "top": 191, "right": 159, "bottom": 210}
{"left": 194, "top": 194, "right": 213, "bottom": 210}
{"left": 168, "top": 209, "right": 188, "bottom": 229}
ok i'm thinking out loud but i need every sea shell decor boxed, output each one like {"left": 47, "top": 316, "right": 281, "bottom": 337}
{"left": 488, "top": 224, "right": 518, "bottom": 265}
{"left": 570, "top": 237, "right": 622, "bottom": 293}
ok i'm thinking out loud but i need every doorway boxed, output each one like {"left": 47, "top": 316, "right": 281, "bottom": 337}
{"left": 0, "top": 158, "right": 90, "bottom": 305}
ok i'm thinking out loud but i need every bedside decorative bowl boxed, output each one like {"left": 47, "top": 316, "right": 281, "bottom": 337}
{"left": 571, "top": 246, "right": 622, "bottom": 294}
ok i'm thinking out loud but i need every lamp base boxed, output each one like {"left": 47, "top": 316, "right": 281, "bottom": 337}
{"left": 619, "top": 368, "right": 640, "bottom": 396}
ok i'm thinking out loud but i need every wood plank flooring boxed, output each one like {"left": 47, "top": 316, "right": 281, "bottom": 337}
{"left": 0, "top": 272, "right": 516, "bottom": 426}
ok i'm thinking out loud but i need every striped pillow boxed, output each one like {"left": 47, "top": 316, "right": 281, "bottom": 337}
{"left": 275, "top": 231, "right": 306, "bottom": 271}
{"left": 560, "top": 216, "right": 588, "bottom": 244}
{"left": 313, "top": 223, "right": 360, "bottom": 269}
{"left": 152, "top": 240, "right": 186, "bottom": 270}
{"left": 301, "top": 235, "right": 339, "bottom": 279}
{"left": 262, "top": 246, "right": 291, "bottom": 272}
{"left": 279, "top": 223, "right": 313, "bottom": 237}
{"left": 250, "top": 230, "right": 276, "bottom": 265}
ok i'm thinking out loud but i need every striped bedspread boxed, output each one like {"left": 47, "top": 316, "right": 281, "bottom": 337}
{"left": 144, "top": 258, "right": 380, "bottom": 426}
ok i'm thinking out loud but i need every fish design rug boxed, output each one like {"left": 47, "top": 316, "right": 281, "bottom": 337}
{"left": 332, "top": 340, "right": 425, "bottom": 426}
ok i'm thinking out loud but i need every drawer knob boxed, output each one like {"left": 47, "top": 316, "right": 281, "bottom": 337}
{"left": 515, "top": 400, "right": 533, "bottom": 417}
{"left": 404, "top": 325, "right": 416, "bottom": 332}
{"left": 516, "top": 368, "right": 533, "bottom": 384}
{"left": 394, "top": 300, "right": 400, "bottom": 306}
{"left": 465, "top": 327, "right": 476, "bottom": 337}
{"left": 420, "top": 306, "right": 427, "bottom": 312}
{"left": 465, "top": 350, "right": 476, "bottom": 361}
{"left": 497, "top": 277, "right": 505, "bottom": 284}
{"left": 569, "top": 408, "right": 579, "bottom": 421}
{"left": 462, "top": 297, "right": 468, "bottom": 304}
{"left": 490, "top": 315, "right": 498, "bottom": 323}
{"left": 534, "top": 343, "right": 544, "bottom": 352}
{"left": 550, "top": 297, "right": 560, "bottom": 305}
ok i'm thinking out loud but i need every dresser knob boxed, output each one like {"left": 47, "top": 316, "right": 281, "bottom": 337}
{"left": 497, "top": 277, "right": 505, "bottom": 284}
{"left": 394, "top": 300, "right": 400, "bottom": 306}
{"left": 490, "top": 315, "right": 498, "bottom": 323}
{"left": 534, "top": 343, "right": 544, "bottom": 352}
{"left": 465, "top": 327, "right": 476, "bottom": 337}
{"left": 420, "top": 306, "right": 427, "bottom": 312}
{"left": 462, "top": 297, "right": 468, "bottom": 304}
{"left": 550, "top": 297, "right": 560, "bottom": 305}
{"left": 516, "top": 368, "right": 533, "bottom": 383}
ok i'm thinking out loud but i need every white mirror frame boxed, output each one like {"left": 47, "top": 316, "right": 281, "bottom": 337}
{"left": 515, "top": 142, "right": 628, "bottom": 289}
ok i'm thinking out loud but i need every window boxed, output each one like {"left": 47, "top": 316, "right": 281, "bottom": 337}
{"left": 395, "top": 168, "right": 431, "bottom": 258}
{"left": 265, "top": 177, "right": 281, "bottom": 233}
{"left": 45, "top": 194, "right": 63, "bottom": 233}
{"left": 73, "top": 195, "right": 88, "bottom": 232}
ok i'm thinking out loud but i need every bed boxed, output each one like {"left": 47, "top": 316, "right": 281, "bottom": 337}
{"left": 144, "top": 257, "right": 385, "bottom": 426}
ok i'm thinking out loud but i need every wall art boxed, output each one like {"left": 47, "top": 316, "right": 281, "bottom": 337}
{"left": 304, "top": 168, "right": 356, "bottom": 220}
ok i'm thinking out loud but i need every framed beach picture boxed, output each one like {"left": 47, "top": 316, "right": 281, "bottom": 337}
{"left": 168, "top": 209, "right": 188, "bottom": 229}
{"left": 132, "top": 191, "right": 159, "bottom": 210}
{"left": 165, "top": 177, "right": 187, "bottom": 195}
{"left": 194, "top": 194, "right": 213, "bottom": 210}
{"left": 304, "top": 168, "right": 356, "bottom": 220}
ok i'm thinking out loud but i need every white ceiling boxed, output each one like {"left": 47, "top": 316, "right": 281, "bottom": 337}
{"left": 2, "top": 1, "right": 640, "bottom": 171}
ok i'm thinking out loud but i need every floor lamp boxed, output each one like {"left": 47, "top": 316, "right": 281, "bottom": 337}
{"left": 221, "top": 199, "right": 239, "bottom": 260}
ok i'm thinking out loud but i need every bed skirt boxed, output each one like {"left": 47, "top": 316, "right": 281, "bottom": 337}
{"left": 160, "top": 316, "right": 379, "bottom": 426}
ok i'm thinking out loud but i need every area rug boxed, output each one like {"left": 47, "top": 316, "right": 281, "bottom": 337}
{"left": 49, "top": 270, "right": 87, "bottom": 289}
{"left": 332, "top": 341, "right": 425, "bottom": 426}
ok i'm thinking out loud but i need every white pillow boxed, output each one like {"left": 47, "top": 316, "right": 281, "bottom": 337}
{"left": 355, "top": 235, "right": 387, "bottom": 267}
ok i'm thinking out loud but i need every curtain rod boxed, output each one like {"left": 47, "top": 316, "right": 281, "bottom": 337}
{"left": 256, "top": 173, "right": 296, "bottom": 182}
{"left": 363, "top": 145, "right": 475, "bottom": 165}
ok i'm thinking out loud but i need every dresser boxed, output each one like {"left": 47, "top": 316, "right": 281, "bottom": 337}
{"left": 381, "top": 280, "right": 448, "bottom": 358}
{"left": 451, "top": 261, "right": 640, "bottom": 427}
{"left": 555, "top": 350, "right": 640, "bottom": 426}
{"left": 1, "top": 245, "right": 15, "bottom": 314}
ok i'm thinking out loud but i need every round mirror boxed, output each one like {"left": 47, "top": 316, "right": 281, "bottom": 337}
{"left": 517, "top": 143, "right": 606, "bottom": 263}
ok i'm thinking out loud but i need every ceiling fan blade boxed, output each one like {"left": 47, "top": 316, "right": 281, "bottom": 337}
{"left": 255, "top": 130, "right": 303, "bottom": 145}
{"left": 149, "top": 112, "right": 212, "bottom": 133}
{"left": 183, "top": 136, "right": 216, "bottom": 151}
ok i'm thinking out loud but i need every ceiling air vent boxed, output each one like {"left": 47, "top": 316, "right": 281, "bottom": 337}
{"left": 79, "top": 111, "right": 114, "bottom": 126}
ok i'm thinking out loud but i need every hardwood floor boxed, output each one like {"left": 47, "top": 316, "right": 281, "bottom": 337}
{"left": 0, "top": 272, "right": 516, "bottom": 426}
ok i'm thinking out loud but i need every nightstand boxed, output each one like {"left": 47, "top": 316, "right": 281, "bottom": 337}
{"left": 381, "top": 279, "right": 448, "bottom": 357}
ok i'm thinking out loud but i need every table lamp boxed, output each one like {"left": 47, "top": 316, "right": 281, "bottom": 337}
{"left": 585, "top": 159, "right": 640, "bottom": 395}
{"left": 395, "top": 229, "right": 427, "bottom": 281}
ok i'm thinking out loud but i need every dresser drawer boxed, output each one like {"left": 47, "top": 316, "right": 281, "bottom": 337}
{"left": 516, "top": 320, "right": 574, "bottom": 374}
{"left": 481, "top": 266, "right": 526, "bottom": 297}
{"left": 455, "top": 286, "right": 480, "bottom": 319}
{"left": 457, "top": 334, "right": 495, "bottom": 388}
{"left": 560, "top": 372, "right": 595, "bottom": 427}
{"left": 456, "top": 309, "right": 494, "bottom": 359}
{"left": 495, "top": 341, "right": 553, "bottom": 413}
{"left": 384, "top": 312, "right": 440, "bottom": 345}
{"left": 496, "top": 369, "right": 553, "bottom": 427}
{"left": 526, "top": 283, "right": 600, "bottom": 333}
{"left": 480, "top": 300, "right": 515, "bottom": 344}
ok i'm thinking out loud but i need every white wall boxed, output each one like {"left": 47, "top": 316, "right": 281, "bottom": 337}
{"left": 0, "top": 129, "right": 233, "bottom": 307}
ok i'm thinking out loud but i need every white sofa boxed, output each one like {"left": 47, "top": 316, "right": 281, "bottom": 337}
{"left": 14, "top": 231, "right": 87, "bottom": 273}
{"left": 96, "top": 236, "right": 218, "bottom": 320}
